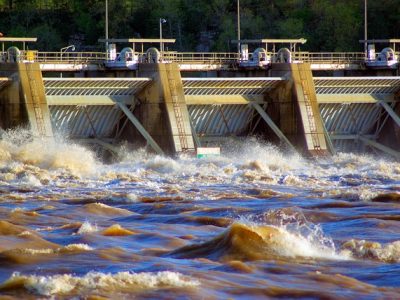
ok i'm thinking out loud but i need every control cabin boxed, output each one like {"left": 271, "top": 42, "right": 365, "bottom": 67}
{"left": 98, "top": 38, "right": 176, "bottom": 70}
{"left": 0, "top": 37, "right": 37, "bottom": 63}
{"left": 231, "top": 38, "right": 307, "bottom": 68}
{"left": 360, "top": 39, "right": 400, "bottom": 69}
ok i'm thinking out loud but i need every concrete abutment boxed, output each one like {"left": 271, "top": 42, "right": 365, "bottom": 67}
{"left": 0, "top": 62, "right": 52, "bottom": 137}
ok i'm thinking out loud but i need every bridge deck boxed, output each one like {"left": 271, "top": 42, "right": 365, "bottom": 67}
{"left": 2, "top": 51, "right": 398, "bottom": 71}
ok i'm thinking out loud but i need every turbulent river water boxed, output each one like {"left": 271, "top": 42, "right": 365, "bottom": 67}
{"left": 0, "top": 130, "right": 399, "bottom": 299}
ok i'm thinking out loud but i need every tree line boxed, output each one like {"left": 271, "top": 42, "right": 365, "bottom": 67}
{"left": 0, "top": 0, "right": 399, "bottom": 52}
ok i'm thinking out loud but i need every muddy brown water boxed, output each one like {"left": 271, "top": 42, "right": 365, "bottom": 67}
{"left": 0, "top": 132, "right": 399, "bottom": 299}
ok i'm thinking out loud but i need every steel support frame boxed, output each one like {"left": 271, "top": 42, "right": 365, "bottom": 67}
{"left": 117, "top": 102, "right": 164, "bottom": 155}
{"left": 249, "top": 102, "right": 297, "bottom": 152}
{"left": 330, "top": 134, "right": 400, "bottom": 159}
{"left": 359, "top": 135, "right": 400, "bottom": 160}
{"left": 115, "top": 103, "right": 136, "bottom": 139}
{"left": 189, "top": 117, "right": 201, "bottom": 148}
{"left": 322, "top": 120, "right": 336, "bottom": 155}
{"left": 379, "top": 101, "right": 400, "bottom": 128}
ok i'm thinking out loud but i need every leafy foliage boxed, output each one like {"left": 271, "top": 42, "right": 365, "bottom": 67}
{"left": 0, "top": 0, "right": 397, "bottom": 51}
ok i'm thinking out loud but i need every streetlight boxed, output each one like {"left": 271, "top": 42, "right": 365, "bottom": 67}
{"left": 60, "top": 45, "right": 75, "bottom": 53}
{"left": 105, "top": 0, "right": 109, "bottom": 53}
{"left": 237, "top": 0, "right": 241, "bottom": 57}
{"left": 60, "top": 45, "right": 75, "bottom": 62}
{"left": 364, "top": 0, "right": 368, "bottom": 58}
{"left": 160, "top": 18, "right": 167, "bottom": 59}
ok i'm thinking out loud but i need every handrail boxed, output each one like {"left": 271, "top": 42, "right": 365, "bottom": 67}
{"left": 0, "top": 51, "right": 107, "bottom": 63}
{"left": 35, "top": 51, "right": 107, "bottom": 63}
{"left": 0, "top": 50, "right": 398, "bottom": 65}
{"left": 163, "top": 52, "right": 239, "bottom": 62}
{"left": 293, "top": 52, "right": 366, "bottom": 63}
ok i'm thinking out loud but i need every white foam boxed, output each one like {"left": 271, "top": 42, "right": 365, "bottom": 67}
{"left": 76, "top": 221, "right": 98, "bottom": 235}
{"left": 19, "top": 174, "right": 43, "bottom": 187}
{"left": 110, "top": 140, "right": 400, "bottom": 191}
{"left": 62, "top": 244, "right": 94, "bottom": 252}
{"left": 18, "top": 244, "right": 93, "bottom": 255}
{"left": 5, "top": 271, "right": 200, "bottom": 296}
{"left": 357, "top": 188, "right": 380, "bottom": 202}
{"left": 0, "top": 128, "right": 100, "bottom": 177}
{"left": 126, "top": 193, "right": 139, "bottom": 202}
{"left": 1, "top": 131, "right": 398, "bottom": 203}
{"left": 241, "top": 210, "right": 351, "bottom": 261}
{"left": 145, "top": 156, "right": 182, "bottom": 173}
{"left": 20, "top": 248, "right": 54, "bottom": 255}
{"left": 341, "top": 239, "right": 400, "bottom": 262}
{"left": 17, "top": 231, "right": 32, "bottom": 237}
{"left": 269, "top": 226, "right": 347, "bottom": 260}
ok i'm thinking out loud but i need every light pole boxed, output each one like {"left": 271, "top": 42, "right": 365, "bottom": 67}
{"left": 61, "top": 45, "right": 75, "bottom": 53}
{"left": 105, "top": 0, "right": 109, "bottom": 55}
{"left": 364, "top": 0, "right": 367, "bottom": 58}
{"left": 60, "top": 45, "right": 75, "bottom": 61}
{"left": 237, "top": 0, "right": 241, "bottom": 57}
{"left": 160, "top": 18, "right": 167, "bottom": 59}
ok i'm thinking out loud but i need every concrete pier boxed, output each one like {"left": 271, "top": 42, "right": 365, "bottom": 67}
{"left": 0, "top": 63, "right": 52, "bottom": 137}
{"left": 290, "top": 63, "right": 329, "bottom": 156}
{"left": 267, "top": 63, "right": 330, "bottom": 156}
{"left": 136, "top": 63, "right": 195, "bottom": 154}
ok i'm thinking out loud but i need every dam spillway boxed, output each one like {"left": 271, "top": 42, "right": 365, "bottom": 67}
{"left": 0, "top": 62, "right": 399, "bottom": 159}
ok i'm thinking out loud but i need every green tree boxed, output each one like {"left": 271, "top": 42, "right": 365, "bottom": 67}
{"left": 0, "top": 0, "right": 396, "bottom": 52}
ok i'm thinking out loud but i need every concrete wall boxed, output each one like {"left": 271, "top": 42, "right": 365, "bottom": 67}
{"left": 0, "top": 63, "right": 53, "bottom": 137}
{"left": 135, "top": 63, "right": 194, "bottom": 154}
{"left": 0, "top": 64, "right": 27, "bottom": 130}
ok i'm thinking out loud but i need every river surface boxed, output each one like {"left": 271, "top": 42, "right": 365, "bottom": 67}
{"left": 0, "top": 130, "right": 399, "bottom": 299}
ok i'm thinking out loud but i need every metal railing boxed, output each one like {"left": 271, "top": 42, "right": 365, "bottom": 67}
{"left": 1, "top": 50, "right": 399, "bottom": 66}
{"left": 35, "top": 51, "right": 108, "bottom": 63}
{"left": 292, "top": 52, "right": 366, "bottom": 64}
{"left": 0, "top": 51, "right": 107, "bottom": 64}
{"left": 162, "top": 52, "right": 239, "bottom": 63}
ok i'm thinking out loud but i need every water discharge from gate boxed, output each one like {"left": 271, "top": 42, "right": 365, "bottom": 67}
{"left": 0, "top": 130, "right": 399, "bottom": 298}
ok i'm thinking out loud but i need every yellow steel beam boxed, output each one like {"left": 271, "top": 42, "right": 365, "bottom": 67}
{"left": 185, "top": 95, "right": 264, "bottom": 105}
{"left": 46, "top": 95, "right": 133, "bottom": 106}
{"left": 316, "top": 94, "right": 394, "bottom": 103}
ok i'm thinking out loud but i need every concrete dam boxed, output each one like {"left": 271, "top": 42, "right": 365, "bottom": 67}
{"left": 0, "top": 60, "right": 399, "bottom": 160}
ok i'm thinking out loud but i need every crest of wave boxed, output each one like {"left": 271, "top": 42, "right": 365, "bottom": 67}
{"left": 0, "top": 128, "right": 99, "bottom": 176}
{"left": 240, "top": 208, "right": 348, "bottom": 260}
{"left": 0, "top": 271, "right": 200, "bottom": 296}
{"left": 171, "top": 208, "right": 349, "bottom": 262}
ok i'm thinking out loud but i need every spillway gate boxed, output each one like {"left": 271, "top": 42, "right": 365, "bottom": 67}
{"left": 0, "top": 62, "right": 399, "bottom": 159}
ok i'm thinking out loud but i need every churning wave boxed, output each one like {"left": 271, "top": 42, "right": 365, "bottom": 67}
{"left": 0, "top": 271, "right": 200, "bottom": 296}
